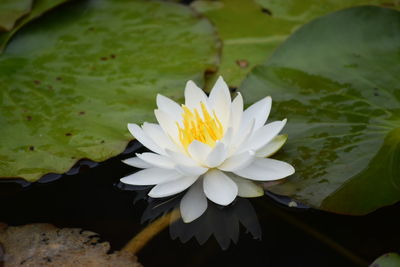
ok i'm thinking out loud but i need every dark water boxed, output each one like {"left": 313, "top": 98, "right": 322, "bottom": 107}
{"left": 1, "top": 141, "right": 399, "bottom": 267}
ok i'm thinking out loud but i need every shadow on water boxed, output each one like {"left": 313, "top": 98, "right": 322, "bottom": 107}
{"left": 0, "top": 141, "right": 399, "bottom": 266}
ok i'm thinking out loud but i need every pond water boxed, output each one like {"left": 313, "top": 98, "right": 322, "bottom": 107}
{"left": 1, "top": 141, "right": 399, "bottom": 267}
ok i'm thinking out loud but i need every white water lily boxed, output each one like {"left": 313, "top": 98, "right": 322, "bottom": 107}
{"left": 121, "top": 77, "right": 294, "bottom": 223}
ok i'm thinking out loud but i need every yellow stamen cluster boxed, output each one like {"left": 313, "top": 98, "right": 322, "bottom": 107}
{"left": 177, "top": 102, "right": 224, "bottom": 150}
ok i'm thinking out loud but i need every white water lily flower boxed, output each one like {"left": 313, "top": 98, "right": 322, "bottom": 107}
{"left": 121, "top": 77, "right": 294, "bottom": 223}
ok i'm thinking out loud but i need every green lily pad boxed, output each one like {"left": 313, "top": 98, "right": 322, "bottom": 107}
{"left": 370, "top": 253, "right": 400, "bottom": 267}
{"left": 192, "top": 0, "right": 400, "bottom": 88}
{"left": 240, "top": 6, "right": 400, "bottom": 215}
{"left": 0, "top": 0, "right": 218, "bottom": 182}
{"left": 0, "top": 0, "right": 70, "bottom": 52}
{"left": 0, "top": 0, "right": 33, "bottom": 32}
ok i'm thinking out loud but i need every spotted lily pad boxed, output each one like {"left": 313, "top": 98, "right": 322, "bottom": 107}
{"left": 0, "top": 0, "right": 218, "bottom": 182}
{"left": 192, "top": 0, "right": 400, "bottom": 88}
{"left": 0, "top": 0, "right": 33, "bottom": 32}
{"left": 240, "top": 6, "right": 400, "bottom": 215}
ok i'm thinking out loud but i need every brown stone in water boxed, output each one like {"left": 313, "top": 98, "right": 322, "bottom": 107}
{"left": 0, "top": 223, "right": 142, "bottom": 267}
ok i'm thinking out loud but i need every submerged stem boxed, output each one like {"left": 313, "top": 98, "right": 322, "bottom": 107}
{"left": 122, "top": 209, "right": 180, "bottom": 254}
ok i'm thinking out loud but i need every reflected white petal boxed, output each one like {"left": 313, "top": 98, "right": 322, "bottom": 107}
{"left": 203, "top": 169, "right": 238, "bottom": 206}
{"left": 180, "top": 179, "right": 208, "bottom": 223}
{"left": 233, "top": 158, "right": 295, "bottom": 181}
{"left": 120, "top": 168, "right": 182, "bottom": 185}
{"left": 148, "top": 176, "right": 198, "bottom": 198}
{"left": 256, "top": 134, "right": 288, "bottom": 158}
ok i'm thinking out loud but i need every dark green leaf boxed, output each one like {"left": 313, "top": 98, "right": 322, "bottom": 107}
{"left": 0, "top": 0, "right": 218, "bottom": 182}
{"left": 0, "top": 0, "right": 33, "bottom": 31}
{"left": 240, "top": 6, "right": 400, "bottom": 215}
{"left": 370, "top": 253, "right": 400, "bottom": 267}
{"left": 192, "top": 0, "right": 400, "bottom": 88}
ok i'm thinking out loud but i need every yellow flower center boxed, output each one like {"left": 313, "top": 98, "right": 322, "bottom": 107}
{"left": 177, "top": 102, "right": 224, "bottom": 150}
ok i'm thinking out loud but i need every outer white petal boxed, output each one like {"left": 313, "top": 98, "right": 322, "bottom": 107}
{"left": 233, "top": 158, "right": 295, "bottom": 181}
{"left": 203, "top": 169, "right": 238, "bottom": 206}
{"left": 148, "top": 175, "right": 198, "bottom": 198}
{"left": 242, "top": 96, "right": 271, "bottom": 131}
{"left": 237, "top": 119, "right": 287, "bottom": 154}
{"left": 156, "top": 94, "right": 183, "bottom": 124}
{"left": 188, "top": 140, "right": 212, "bottom": 165}
{"left": 154, "top": 109, "right": 180, "bottom": 144}
{"left": 218, "top": 150, "right": 255, "bottom": 172}
{"left": 256, "top": 135, "right": 288, "bottom": 158}
{"left": 229, "top": 174, "right": 264, "bottom": 198}
{"left": 120, "top": 168, "right": 182, "bottom": 185}
{"left": 136, "top": 152, "right": 174, "bottom": 169}
{"left": 229, "top": 93, "right": 243, "bottom": 136}
{"left": 204, "top": 142, "right": 227, "bottom": 168}
{"left": 185, "top": 80, "right": 208, "bottom": 110}
{"left": 180, "top": 179, "right": 208, "bottom": 223}
{"left": 208, "top": 76, "right": 231, "bottom": 128}
{"left": 142, "top": 122, "right": 181, "bottom": 153}
{"left": 122, "top": 157, "right": 152, "bottom": 168}
{"left": 127, "top": 123, "right": 165, "bottom": 155}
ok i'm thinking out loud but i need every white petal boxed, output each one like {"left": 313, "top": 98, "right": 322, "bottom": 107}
{"left": 136, "top": 152, "right": 174, "bottom": 169}
{"left": 233, "top": 158, "right": 295, "bottom": 181}
{"left": 208, "top": 76, "right": 231, "bottom": 128}
{"left": 165, "top": 148, "right": 199, "bottom": 167}
{"left": 156, "top": 94, "right": 183, "bottom": 124}
{"left": 176, "top": 164, "right": 208, "bottom": 176}
{"left": 127, "top": 123, "right": 165, "bottom": 155}
{"left": 185, "top": 80, "right": 208, "bottom": 110}
{"left": 229, "top": 174, "right": 264, "bottom": 198}
{"left": 229, "top": 119, "right": 255, "bottom": 155}
{"left": 203, "top": 169, "right": 238, "bottom": 206}
{"left": 229, "top": 93, "right": 243, "bottom": 136}
{"left": 218, "top": 150, "right": 255, "bottom": 172}
{"left": 188, "top": 140, "right": 212, "bottom": 164}
{"left": 204, "top": 142, "right": 227, "bottom": 168}
{"left": 122, "top": 157, "right": 152, "bottom": 168}
{"left": 148, "top": 176, "right": 199, "bottom": 198}
{"left": 154, "top": 109, "right": 180, "bottom": 144}
{"left": 237, "top": 119, "right": 287, "bottom": 154}
{"left": 242, "top": 96, "right": 271, "bottom": 131}
{"left": 142, "top": 122, "right": 181, "bottom": 153}
{"left": 256, "top": 134, "right": 288, "bottom": 158}
{"left": 180, "top": 179, "right": 208, "bottom": 223}
{"left": 220, "top": 127, "right": 233, "bottom": 148}
{"left": 120, "top": 168, "right": 182, "bottom": 185}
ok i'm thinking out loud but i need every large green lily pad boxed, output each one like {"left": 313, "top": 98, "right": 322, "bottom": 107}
{"left": 0, "top": 0, "right": 218, "bottom": 182}
{"left": 0, "top": 0, "right": 71, "bottom": 53}
{"left": 192, "top": 0, "right": 400, "bottom": 88}
{"left": 240, "top": 6, "right": 400, "bottom": 215}
{"left": 0, "top": 0, "right": 33, "bottom": 32}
